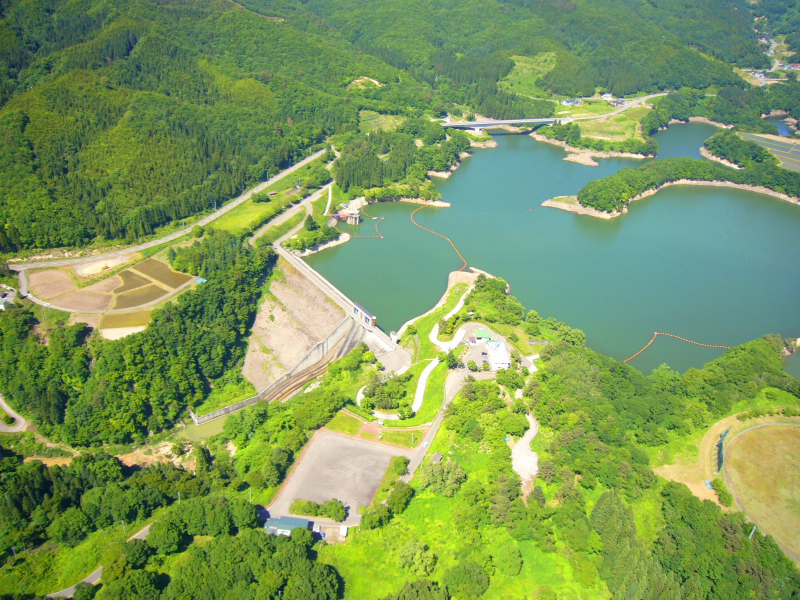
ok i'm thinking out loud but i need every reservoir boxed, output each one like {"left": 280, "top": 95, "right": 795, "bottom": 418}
{"left": 306, "top": 123, "right": 800, "bottom": 375}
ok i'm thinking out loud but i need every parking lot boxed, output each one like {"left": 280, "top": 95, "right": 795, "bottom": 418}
{"left": 268, "top": 430, "right": 414, "bottom": 525}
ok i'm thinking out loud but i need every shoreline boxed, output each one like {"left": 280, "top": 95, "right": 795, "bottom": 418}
{"left": 699, "top": 147, "right": 741, "bottom": 169}
{"left": 544, "top": 180, "right": 800, "bottom": 219}
{"left": 427, "top": 152, "right": 473, "bottom": 179}
{"left": 529, "top": 131, "right": 652, "bottom": 160}
{"left": 294, "top": 233, "right": 352, "bottom": 257}
{"left": 368, "top": 197, "right": 451, "bottom": 208}
{"left": 670, "top": 117, "right": 733, "bottom": 129}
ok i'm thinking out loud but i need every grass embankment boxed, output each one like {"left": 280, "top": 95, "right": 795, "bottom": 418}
{"left": 383, "top": 361, "right": 447, "bottom": 428}
{"left": 213, "top": 156, "right": 330, "bottom": 237}
{"left": 400, "top": 283, "right": 468, "bottom": 361}
{"left": 256, "top": 211, "right": 305, "bottom": 246}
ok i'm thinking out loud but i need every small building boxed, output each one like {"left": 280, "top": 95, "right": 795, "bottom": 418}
{"left": 601, "top": 92, "right": 614, "bottom": 102}
{"left": 352, "top": 301, "right": 376, "bottom": 328}
{"left": 486, "top": 340, "right": 511, "bottom": 371}
{"left": 431, "top": 452, "right": 443, "bottom": 464}
{"left": 473, "top": 328, "right": 492, "bottom": 341}
{"left": 265, "top": 516, "right": 311, "bottom": 537}
{"left": 467, "top": 335, "right": 477, "bottom": 345}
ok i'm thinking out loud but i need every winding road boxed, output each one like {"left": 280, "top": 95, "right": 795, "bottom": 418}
{"left": 0, "top": 395, "right": 27, "bottom": 433}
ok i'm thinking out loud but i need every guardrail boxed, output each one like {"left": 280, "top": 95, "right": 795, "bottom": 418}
{"left": 189, "top": 317, "right": 359, "bottom": 425}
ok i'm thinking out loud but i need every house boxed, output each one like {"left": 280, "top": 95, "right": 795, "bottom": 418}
{"left": 473, "top": 328, "right": 492, "bottom": 341}
{"left": 431, "top": 452, "right": 443, "bottom": 464}
{"left": 601, "top": 92, "right": 614, "bottom": 102}
{"left": 560, "top": 99, "right": 580, "bottom": 107}
{"left": 486, "top": 340, "right": 511, "bottom": 371}
{"left": 265, "top": 516, "right": 311, "bottom": 537}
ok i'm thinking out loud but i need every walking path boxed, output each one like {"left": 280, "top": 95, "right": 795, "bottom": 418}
{"left": 411, "top": 359, "right": 439, "bottom": 413}
{"left": 511, "top": 414, "right": 539, "bottom": 496}
{"left": 0, "top": 395, "right": 27, "bottom": 433}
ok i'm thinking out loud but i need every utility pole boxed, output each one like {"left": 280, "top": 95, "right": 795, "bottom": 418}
{"left": 9, "top": 547, "right": 16, "bottom": 559}
{"left": 121, "top": 520, "right": 126, "bottom": 535}
{"left": 178, "top": 491, "right": 181, "bottom": 505}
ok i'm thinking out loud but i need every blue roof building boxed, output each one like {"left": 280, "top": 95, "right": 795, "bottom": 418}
{"left": 265, "top": 516, "right": 311, "bottom": 536}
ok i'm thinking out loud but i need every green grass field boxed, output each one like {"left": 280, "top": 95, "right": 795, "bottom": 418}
{"left": 212, "top": 157, "right": 329, "bottom": 236}
{"left": 401, "top": 283, "right": 469, "bottom": 361}
{"left": 379, "top": 429, "right": 422, "bottom": 448}
{"left": 326, "top": 411, "right": 364, "bottom": 435}
{"left": 359, "top": 110, "right": 404, "bottom": 132}
{"left": 725, "top": 425, "right": 800, "bottom": 558}
{"left": 384, "top": 361, "right": 447, "bottom": 428}
{"left": 578, "top": 106, "right": 650, "bottom": 141}
{"left": 499, "top": 53, "right": 557, "bottom": 99}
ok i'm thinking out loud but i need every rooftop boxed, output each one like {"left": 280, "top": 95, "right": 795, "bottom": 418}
{"left": 474, "top": 328, "right": 492, "bottom": 339}
{"left": 265, "top": 516, "right": 310, "bottom": 531}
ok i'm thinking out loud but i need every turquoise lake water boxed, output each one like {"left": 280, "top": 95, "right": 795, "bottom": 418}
{"left": 306, "top": 123, "right": 800, "bottom": 376}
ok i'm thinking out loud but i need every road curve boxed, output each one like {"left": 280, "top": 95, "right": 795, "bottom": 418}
{"left": 0, "top": 394, "right": 28, "bottom": 433}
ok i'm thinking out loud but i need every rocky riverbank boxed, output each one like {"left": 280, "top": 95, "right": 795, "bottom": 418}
{"left": 529, "top": 131, "right": 652, "bottom": 161}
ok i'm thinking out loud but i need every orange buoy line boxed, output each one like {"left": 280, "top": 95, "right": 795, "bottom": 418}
{"left": 410, "top": 205, "right": 468, "bottom": 272}
{"left": 624, "top": 332, "right": 731, "bottom": 363}
{"left": 351, "top": 204, "right": 384, "bottom": 239}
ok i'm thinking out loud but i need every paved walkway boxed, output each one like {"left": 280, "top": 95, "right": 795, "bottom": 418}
{"left": 411, "top": 359, "right": 439, "bottom": 413}
{"left": 0, "top": 395, "right": 27, "bottom": 433}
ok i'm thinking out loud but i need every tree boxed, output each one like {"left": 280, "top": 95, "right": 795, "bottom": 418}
{"left": 442, "top": 562, "right": 489, "bottom": 598}
{"left": 73, "top": 583, "right": 98, "bottom": 600}
{"left": 387, "top": 481, "right": 414, "bottom": 515}
{"left": 467, "top": 360, "right": 477, "bottom": 372}
{"left": 445, "top": 351, "right": 459, "bottom": 369}
{"left": 381, "top": 580, "right": 449, "bottom": 600}
{"left": 305, "top": 216, "right": 319, "bottom": 231}
{"left": 147, "top": 519, "right": 184, "bottom": 555}
{"left": 320, "top": 499, "right": 347, "bottom": 522}
{"left": 532, "top": 485, "right": 546, "bottom": 507}
{"left": 494, "top": 544, "right": 522, "bottom": 576}
{"left": 47, "top": 507, "right": 91, "bottom": 547}
{"left": 98, "top": 570, "right": 159, "bottom": 600}
{"left": 399, "top": 541, "right": 438, "bottom": 576}
{"left": 361, "top": 504, "right": 392, "bottom": 530}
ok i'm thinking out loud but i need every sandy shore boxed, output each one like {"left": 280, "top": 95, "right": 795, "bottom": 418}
{"left": 699, "top": 147, "right": 741, "bottom": 169}
{"left": 545, "top": 180, "right": 800, "bottom": 220}
{"left": 669, "top": 117, "right": 733, "bottom": 129}
{"left": 470, "top": 138, "right": 498, "bottom": 149}
{"left": 541, "top": 198, "right": 618, "bottom": 219}
{"left": 368, "top": 197, "right": 451, "bottom": 208}
{"left": 295, "top": 233, "right": 352, "bottom": 257}
{"left": 563, "top": 153, "right": 599, "bottom": 166}
{"left": 529, "top": 131, "right": 652, "bottom": 160}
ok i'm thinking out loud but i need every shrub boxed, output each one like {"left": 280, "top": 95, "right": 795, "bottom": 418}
{"left": 710, "top": 478, "right": 733, "bottom": 507}
{"left": 399, "top": 541, "right": 438, "bottom": 576}
{"left": 361, "top": 504, "right": 392, "bottom": 530}
{"left": 443, "top": 562, "right": 490, "bottom": 598}
{"left": 387, "top": 481, "right": 414, "bottom": 514}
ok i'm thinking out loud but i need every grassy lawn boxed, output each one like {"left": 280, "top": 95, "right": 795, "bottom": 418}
{"left": 212, "top": 157, "right": 329, "bottom": 236}
{"left": 256, "top": 211, "right": 304, "bottom": 246}
{"left": 725, "top": 425, "right": 800, "bottom": 557}
{"left": 359, "top": 110, "right": 404, "bottom": 132}
{"left": 384, "top": 361, "right": 447, "bottom": 428}
{"left": 379, "top": 429, "right": 422, "bottom": 448}
{"left": 326, "top": 411, "right": 364, "bottom": 435}
{"left": 179, "top": 415, "right": 230, "bottom": 443}
{"left": 554, "top": 99, "right": 614, "bottom": 119}
{"left": 400, "top": 283, "right": 468, "bottom": 361}
{"left": 579, "top": 106, "right": 650, "bottom": 141}
{"left": 499, "top": 53, "right": 557, "bottom": 99}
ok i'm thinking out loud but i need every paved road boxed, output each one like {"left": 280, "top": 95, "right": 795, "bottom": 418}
{"left": 10, "top": 149, "right": 327, "bottom": 272}
{"left": 571, "top": 92, "right": 668, "bottom": 122}
{"left": 48, "top": 524, "right": 152, "bottom": 598}
{"left": 411, "top": 359, "right": 440, "bottom": 413}
{"left": 0, "top": 395, "right": 27, "bottom": 433}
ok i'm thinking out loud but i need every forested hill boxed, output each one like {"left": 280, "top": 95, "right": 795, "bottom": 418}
{"left": 0, "top": 0, "right": 769, "bottom": 251}
{"left": 0, "top": 0, "right": 417, "bottom": 250}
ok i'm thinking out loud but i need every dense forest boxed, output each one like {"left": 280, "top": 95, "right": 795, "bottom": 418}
{"left": 0, "top": 231, "right": 272, "bottom": 444}
{"left": 576, "top": 134, "right": 800, "bottom": 213}
{"left": 0, "top": 0, "right": 784, "bottom": 251}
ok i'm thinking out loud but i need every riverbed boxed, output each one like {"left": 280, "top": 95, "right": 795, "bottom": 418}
{"left": 305, "top": 123, "right": 800, "bottom": 375}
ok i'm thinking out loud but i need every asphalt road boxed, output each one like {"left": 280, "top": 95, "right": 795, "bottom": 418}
{"left": 0, "top": 395, "right": 27, "bottom": 433}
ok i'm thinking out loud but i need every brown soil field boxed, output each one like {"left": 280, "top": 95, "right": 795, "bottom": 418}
{"left": 100, "top": 310, "right": 152, "bottom": 329}
{"left": 113, "top": 284, "right": 168, "bottom": 309}
{"left": 57, "top": 291, "right": 112, "bottom": 311}
{"left": 73, "top": 254, "right": 136, "bottom": 278}
{"left": 70, "top": 314, "right": 101, "bottom": 329}
{"left": 132, "top": 258, "right": 192, "bottom": 289}
{"left": 23, "top": 457, "right": 73, "bottom": 467}
{"left": 114, "top": 270, "right": 150, "bottom": 293}
{"left": 725, "top": 425, "right": 800, "bottom": 559}
{"left": 82, "top": 276, "right": 121, "bottom": 294}
{"left": 28, "top": 270, "right": 75, "bottom": 299}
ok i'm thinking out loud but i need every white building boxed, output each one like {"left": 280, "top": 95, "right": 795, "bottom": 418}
{"left": 486, "top": 340, "right": 511, "bottom": 371}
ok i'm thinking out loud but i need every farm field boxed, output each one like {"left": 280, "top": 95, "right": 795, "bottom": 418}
{"left": 98, "top": 310, "right": 152, "bottom": 329}
{"left": 725, "top": 424, "right": 800, "bottom": 559}
{"left": 578, "top": 106, "right": 650, "bottom": 141}
{"left": 28, "top": 258, "right": 195, "bottom": 314}
{"left": 739, "top": 132, "right": 800, "bottom": 172}
{"left": 359, "top": 110, "right": 404, "bottom": 132}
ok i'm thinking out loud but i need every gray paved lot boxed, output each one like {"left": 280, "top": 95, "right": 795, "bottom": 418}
{"left": 269, "top": 430, "right": 413, "bottom": 525}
